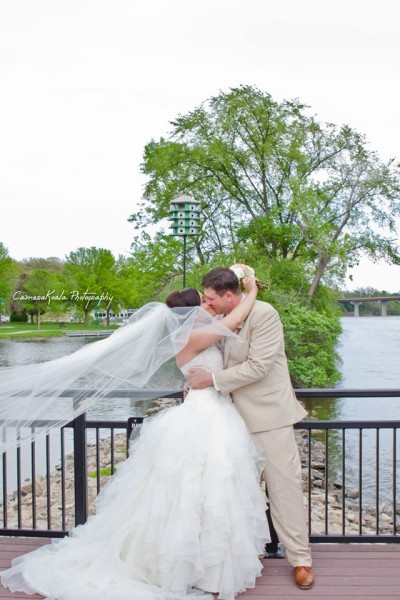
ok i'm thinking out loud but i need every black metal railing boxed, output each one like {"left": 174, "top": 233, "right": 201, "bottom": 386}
{"left": 295, "top": 389, "right": 400, "bottom": 544}
{"left": 0, "top": 389, "right": 399, "bottom": 547}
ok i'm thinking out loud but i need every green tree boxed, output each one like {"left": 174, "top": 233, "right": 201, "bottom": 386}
{"left": 123, "top": 232, "right": 188, "bottom": 305}
{"left": 279, "top": 303, "right": 342, "bottom": 387}
{"left": 0, "top": 243, "right": 20, "bottom": 317}
{"left": 93, "top": 254, "right": 136, "bottom": 326}
{"left": 63, "top": 247, "right": 119, "bottom": 326}
{"left": 131, "top": 85, "right": 400, "bottom": 298}
{"left": 16, "top": 269, "right": 59, "bottom": 328}
{"left": 19, "top": 257, "right": 64, "bottom": 272}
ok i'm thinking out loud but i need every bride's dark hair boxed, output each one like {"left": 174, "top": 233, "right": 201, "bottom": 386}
{"left": 166, "top": 288, "right": 201, "bottom": 308}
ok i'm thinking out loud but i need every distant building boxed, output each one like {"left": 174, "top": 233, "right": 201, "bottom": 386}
{"left": 94, "top": 308, "right": 136, "bottom": 321}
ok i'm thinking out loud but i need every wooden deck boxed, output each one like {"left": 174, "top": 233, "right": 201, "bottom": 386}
{"left": 0, "top": 539, "right": 399, "bottom": 599}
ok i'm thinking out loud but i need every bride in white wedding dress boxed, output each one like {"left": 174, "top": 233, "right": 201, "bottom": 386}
{"left": 1, "top": 279, "right": 270, "bottom": 600}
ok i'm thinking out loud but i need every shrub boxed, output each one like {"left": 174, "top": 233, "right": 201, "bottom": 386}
{"left": 10, "top": 311, "right": 28, "bottom": 323}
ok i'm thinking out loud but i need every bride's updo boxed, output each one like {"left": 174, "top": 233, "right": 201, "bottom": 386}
{"left": 166, "top": 288, "right": 201, "bottom": 308}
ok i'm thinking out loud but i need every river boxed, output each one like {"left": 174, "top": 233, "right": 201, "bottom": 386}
{"left": 302, "top": 316, "right": 400, "bottom": 504}
{"left": 2, "top": 317, "right": 399, "bottom": 419}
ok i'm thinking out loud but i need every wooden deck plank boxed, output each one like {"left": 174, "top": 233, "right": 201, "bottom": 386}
{"left": 242, "top": 588, "right": 400, "bottom": 596}
{"left": 0, "top": 540, "right": 398, "bottom": 599}
{"left": 305, "top": 544, "right": 400, "bottom": 552}
{"left": 257, "top": 575, "right": 400, "bottom": 585}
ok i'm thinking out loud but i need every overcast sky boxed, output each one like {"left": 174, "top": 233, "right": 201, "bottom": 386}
{"left": 1, "top": 0, "right": 400, "bottom": 291}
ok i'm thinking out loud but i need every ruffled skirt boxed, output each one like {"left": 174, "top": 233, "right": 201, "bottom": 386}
{"left": 1, "top": 388, "right": 270, "bottom": 600}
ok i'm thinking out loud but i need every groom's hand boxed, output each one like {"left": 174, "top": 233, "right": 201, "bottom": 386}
{"left": 186, "top": 368, "right": 213, "bottom": 389}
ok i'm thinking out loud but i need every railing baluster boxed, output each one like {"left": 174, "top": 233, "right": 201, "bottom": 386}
{"left": 2, "top": 448, "right": 7, "bottom": 528}
{"left": 307, "top": 429, "right": 311, "bottom": 536}
{"left": 359, "top": 428, "right": 363, "bottom": 535}
{"left": 376, "top": 428, "right": 380, "bottom": 534}
{"left": 342, "top": 429, "right": 346, "bottom": 535}
{"left": 73, "top": 413, "right": 88, "bottom": 527}
{"left": 325, "top": 429, "right": 328, "bottom": 535}
{"left": 61, "top": 428, "right": 66, "bottom": 532}
{"left": 110, "top": 428, "right": 115, "bottom": 474}
{"left": 393, "top": 428, "right": 397, "bottom": 535}
{"left": 46, "top": 433, "right": 51, "bottom": 529}
{"left": 16, "top": 438, "right": 22, "bottom": 529}
{"left": 96, "top": 427, "right": 101, "bottom": 495}
{"left": 31, "top": 435, "right": 36, "bottom": 529}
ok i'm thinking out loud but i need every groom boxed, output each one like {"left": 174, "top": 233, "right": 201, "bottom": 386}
{"left": 186, "top": 267, "right": 315, "bottom": 590}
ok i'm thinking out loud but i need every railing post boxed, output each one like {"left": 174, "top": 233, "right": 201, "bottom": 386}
{"left": 73, "top": 413, "right": 87, "bottom": 526}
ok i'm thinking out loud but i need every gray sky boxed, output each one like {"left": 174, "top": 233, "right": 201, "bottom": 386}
{"left": 1, "top": 0, "right": 400, "bottom": 291}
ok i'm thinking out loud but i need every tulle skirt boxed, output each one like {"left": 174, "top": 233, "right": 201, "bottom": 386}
{"left": 1, "top": 388, "right": 270, "bottom": 600}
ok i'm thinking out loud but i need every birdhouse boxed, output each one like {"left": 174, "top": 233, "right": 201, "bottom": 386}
{"left": 169, "top": 195, "right": 202, "bottom": 236}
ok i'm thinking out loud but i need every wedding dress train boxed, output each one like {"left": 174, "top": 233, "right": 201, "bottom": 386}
{"left": 1, "top": 347, "right": 270, "bottom": 600}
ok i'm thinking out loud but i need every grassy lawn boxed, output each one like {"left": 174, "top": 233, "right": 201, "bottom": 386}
{"left": 0, "top": 322, "right": 119, "bottom": 339}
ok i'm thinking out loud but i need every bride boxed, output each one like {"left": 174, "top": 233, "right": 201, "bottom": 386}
{"left": 1, "top": 277, "right": 270, "bottom": 600}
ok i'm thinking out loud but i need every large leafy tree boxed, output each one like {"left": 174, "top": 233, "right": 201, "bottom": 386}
{"left": 63, "top": 247, "right": 120, "bottom": 326}
{"left": 19, "top": 257, "right": 64, "bottom": 272}
{"left": 122, "top": 232, "right": 185, "bottom": 305}
{"left": 16, "top": 269, "right": 59, "bottom": 328}
{"left": 130, "top": 85, "right": 400, "bottom": 298}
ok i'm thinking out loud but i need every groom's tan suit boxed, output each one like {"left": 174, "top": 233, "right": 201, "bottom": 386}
{"left": 213, "top": 299, "right": 311, "bottom": 567}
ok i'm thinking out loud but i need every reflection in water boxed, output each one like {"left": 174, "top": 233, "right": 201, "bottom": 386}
{"left": 0, "top": 337, "right": 95, "bottom": 367}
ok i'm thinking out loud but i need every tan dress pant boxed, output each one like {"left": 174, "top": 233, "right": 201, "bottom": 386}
{"left": 252, "top": 426, "right": 312, "bottom": 567}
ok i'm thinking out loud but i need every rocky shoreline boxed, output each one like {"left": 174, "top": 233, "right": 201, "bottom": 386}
{"left": 1, "top": 398, "right": 397, "bottom": 536}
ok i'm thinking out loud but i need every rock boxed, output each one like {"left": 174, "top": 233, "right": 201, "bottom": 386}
{"left": 312, "top": 463, "right": 326, "bottom": 471}
{"left": 346, "top": 490, "right": 360, "bottom": 500}
{"left": 346, "top": 512, "right": 356, "bottom": 523}
{"left": 311, "top": 469, "right": 324, "bottom": 481}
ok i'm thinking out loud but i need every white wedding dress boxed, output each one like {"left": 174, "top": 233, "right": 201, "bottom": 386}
{"left": 1, "top": 347, "right": 270, "bottom": 600}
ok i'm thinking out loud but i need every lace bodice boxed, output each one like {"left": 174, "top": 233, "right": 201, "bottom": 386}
{"left": 180, "top": 346, "right": 223, "bottom": 377}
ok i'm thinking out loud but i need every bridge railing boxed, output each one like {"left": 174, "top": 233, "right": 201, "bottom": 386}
{"left": 0, "top": 389, "right": 399, "bottom": 546}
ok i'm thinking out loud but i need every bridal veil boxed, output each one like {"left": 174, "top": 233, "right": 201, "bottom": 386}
{"left": 0, "top": 303, "right": 236, "bottom": 452}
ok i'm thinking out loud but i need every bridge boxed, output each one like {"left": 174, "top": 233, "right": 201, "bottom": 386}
{"left": 339, "top": 295, "right": 400, "bottom": 316}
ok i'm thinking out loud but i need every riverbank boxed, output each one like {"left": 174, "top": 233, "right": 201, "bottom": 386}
{"left": 0, "top": 323, "right": 118, "bottom": 339}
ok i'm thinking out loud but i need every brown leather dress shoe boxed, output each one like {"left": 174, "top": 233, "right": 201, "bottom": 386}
{"left": 294, "top": 566, "right": 315, "bottom": 589}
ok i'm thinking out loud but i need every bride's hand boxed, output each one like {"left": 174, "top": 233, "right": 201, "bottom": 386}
{"left": 242, "top": 276, "right": 258, "bottom": 293}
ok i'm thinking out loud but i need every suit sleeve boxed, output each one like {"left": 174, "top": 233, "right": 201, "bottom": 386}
{"left": 213, "top": 305, "right": 283, "bottom": 395}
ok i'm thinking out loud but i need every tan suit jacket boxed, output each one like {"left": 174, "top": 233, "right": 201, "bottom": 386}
{"left": 214, "top": 300, "right": 307, "bottom": 433}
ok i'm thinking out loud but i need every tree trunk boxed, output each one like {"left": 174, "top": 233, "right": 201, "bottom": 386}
{"left": 194, "top": 239, "right": 205, "bottom": 265}
{"left": 308, "top": 256, "right": 330, "bottom": 298}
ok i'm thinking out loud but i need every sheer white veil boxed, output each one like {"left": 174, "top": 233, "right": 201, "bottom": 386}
{"left": 0, "top": 302, "right": 237, "bottom": 452}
